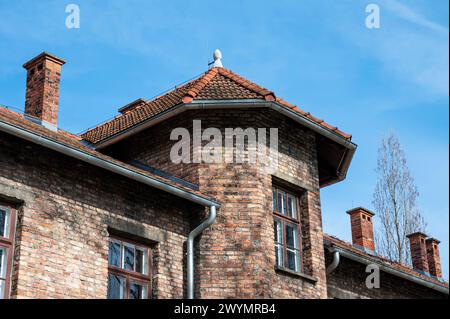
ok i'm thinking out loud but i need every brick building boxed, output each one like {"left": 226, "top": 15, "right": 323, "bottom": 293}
{"left": 0, "top": 52, "right": 447, "bottom": 299}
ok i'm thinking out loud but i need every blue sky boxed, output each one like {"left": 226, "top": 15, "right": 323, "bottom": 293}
{"left": 0, "top": 0, "right": 448, "bottom": 279}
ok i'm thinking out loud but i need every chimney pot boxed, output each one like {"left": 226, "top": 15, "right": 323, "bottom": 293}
{"left": 425, "top": 238, "right": 442, "bottom": 278}
{"left": 23, "top": 52, "right": 65, "bottom": 130}
{"left": 406, "top": 232, "right": 430, "bottom": 274}
{"left": 347, "top": 207, "right": 375, "bottom": 253}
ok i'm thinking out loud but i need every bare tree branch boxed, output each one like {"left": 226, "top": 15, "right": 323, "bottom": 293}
{"left": 373, "top": 133, "right": 427, "bottom": 265}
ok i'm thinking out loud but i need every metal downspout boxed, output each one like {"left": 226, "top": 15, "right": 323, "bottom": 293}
{"left": 327, "top": 250, "right": 341, "bottom": 274}
{"left": 187, "top": 205, "right": 217, "bottom": 299}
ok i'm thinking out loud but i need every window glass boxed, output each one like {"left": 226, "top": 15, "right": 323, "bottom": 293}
{"left": 277, "top": 191, "right": 286, "bottom": 215}
{"left": 286, "top": 249, "right": 298, "bottom": 272}
{"left": 107, "top": 274, "right": 125, "bottom": 299}
{"left": 0, "top": 208, "right": 9, "bottom": 238}
{"left": 272, "top": 189, "right": 277, "bottom": 211}
{"left": 0, "top": 205, "right": 15, "bottom": 300}
{"left": 135, "top": 248, "right": 148, "bottom": 275}
{"left": 108, "top": 241, "right": 121, "bottom": 268}
{"left": 0, "top": 280, "right": 4, "bottom": 299}
{"left": 0, "top": 247, "right": 5, "bottom": 298}
{"left": 287, "top": 195, "right": 297, "bottom": 219}
{"left": 129, "top": 282, "right": 148, "bottom": 299}
{"left": 107, "top": 237, "right": 151, "bottom": 299}
{"left": 274, "top": 219, "right": 283, "bottom": 267}
{"left": 123, "top": 244, "right": 135, "bottom": 271}
{"left": 285, "top": 223, "right": 300, "bottom": 272}
{"left": 272, "top": 186, "right": 302, "bottom": 273}
{"left": 0, "top": 248, "right": 5, "bottom": 279}
{"left": 285, "top": 224, "right": 297, "bottom": 248}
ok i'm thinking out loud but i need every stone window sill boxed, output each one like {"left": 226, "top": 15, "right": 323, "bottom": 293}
{"left": 275, "top": 266, "right": 318, "bottom": 283}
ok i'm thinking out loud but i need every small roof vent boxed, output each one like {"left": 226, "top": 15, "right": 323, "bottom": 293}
{"left": 118, "top": 98, "right": 147, "bottom": 114}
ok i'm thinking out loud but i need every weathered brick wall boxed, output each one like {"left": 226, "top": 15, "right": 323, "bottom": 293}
{"left": 0, "top": 131, "right": 203, "bottom": 299}
{"left": 106, "top": 108, "right": 328, "bottom": 299}
{"left": 324, "top": 251, "right": 446, "bottom": 299}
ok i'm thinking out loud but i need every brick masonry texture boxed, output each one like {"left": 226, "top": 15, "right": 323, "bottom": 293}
{"left": 426, "top": 238, "right": 442, "bottom": 278}
{"left": 325, "top": 251, "right": 446, "bottom": 299}
{"left": 348, "top": 208, "right": 375, "bottom": 252}
{"left": 105, "top": 108, "right": 327, "bottom": 298}
{"left": 1, "top": 105, "right": 446, "bottom": 298}
{"left": 24, "top": 55, "right": 64, "bottom": 126}
{"left": 0, "top": 131, "right": 204, "bottom": 299}
{"left": 407, "top": 233, "right": 430, "bottom": 274}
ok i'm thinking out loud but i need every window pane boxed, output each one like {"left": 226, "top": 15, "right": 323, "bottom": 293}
{"left": 275, "top": 244, "right": 283, "bottom": 268}
{"left": 130, "top": 282, "right": 148, "bottom": 299}
{"left": 272, "top": 189, "right": 277, "bottom": 211}
{"left": 107, "top": 274, "right": 125, "bottom": 299}
{"left": 0, "top": 279, "right": 5, "bottom": 299}
{"left": 0, "top": 209, "right": 9, "bottom": 238}
{"left": 287, "top": 195, "right": 297, "bottom": 219}
{"left": 286, "top": 249, "right": 299, "bottom": 272}
{"left": 273, "top": 219, "right": 282, "bottom": 244}
{"left": 0, "top": 246, "right": 6, "bottom": 299}
{"left": 274, "top": 219, "right": 283, "bottom": 268}
{"left": 135, "top": 248, "right": 148, "bottom": 275}
{"left": 277, "top": 191, "right": 286, "bottom": 215}
{"left": 285, "top": 223, "right": 298, "bottom": 248}
{"left": 124, "top": 244, "right": 135, "bottom": 271}
{"left": 108, "top": 241, "right": 121, "bottom": 268}
{"left": 0, "top": 248, "right": 3, "bottom": 279}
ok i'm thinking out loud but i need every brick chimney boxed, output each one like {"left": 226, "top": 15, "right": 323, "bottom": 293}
{"left": 406, "top": 232, "right": 429, "bottom": 274}
{"left": 23, "top": 52, "right": 65, "bottom": 130}
{"left": 347, "top": 207, "right": 375, "bottom": 253}
{"left": 425, "top": 238, "right": 442, "bottom": 278}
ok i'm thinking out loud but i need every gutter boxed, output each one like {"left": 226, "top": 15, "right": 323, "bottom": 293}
{"left": 0, "top": 119, "right": 220, "bottom": 299}
{"left": 0, "top": 119, "right": 219, "bottom": 208}
{"left": 327, "top": 245, "right": 449, "bottom": 295}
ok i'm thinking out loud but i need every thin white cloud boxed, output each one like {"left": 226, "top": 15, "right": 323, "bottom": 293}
{"left": 383, "top": 0, "right": 448, "bottom": 34}
{"left": 334, "top": 1, "right": 449, "bottom": 100}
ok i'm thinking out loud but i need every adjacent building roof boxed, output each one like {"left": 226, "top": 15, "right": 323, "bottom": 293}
{"left": 81, "top": 67, "right": 352, "bottom": 144}
{"left": 0, "top": 106, "right": 219, "bottom": 207}
{"left": 324, "top": 234, "right": 449, "bottom": 292}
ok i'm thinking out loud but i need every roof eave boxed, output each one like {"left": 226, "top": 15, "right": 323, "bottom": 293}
{"left": 87, "top": 100, "right": 356, "bottom": 188}
{"left": 324, "top": 240, "right": 449, "bottom": 295}
{"left": 0, "top": 118, "right": 220, "bottom": 208}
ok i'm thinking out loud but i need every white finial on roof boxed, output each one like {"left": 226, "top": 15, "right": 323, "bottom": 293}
{"left": 212, "top": 49, "right": 223, "bottom": 68}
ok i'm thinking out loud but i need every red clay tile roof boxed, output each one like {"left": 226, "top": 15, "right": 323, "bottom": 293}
{"left": 0, "top": 106, "right": 217, "bottom": 204}
{"left": 81, "top": 67, "right": 352, "bottom": 144}
{"left": 324, "top": 234, "right": 448, "bottom": 289}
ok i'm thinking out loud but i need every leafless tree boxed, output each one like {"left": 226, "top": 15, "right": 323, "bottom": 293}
{"left": 373, "top": 133, "right": 427, "bottom": 265}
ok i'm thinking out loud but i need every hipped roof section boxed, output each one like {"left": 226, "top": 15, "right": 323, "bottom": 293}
{"left": 81, "top": 67, "right": 352, "bottom": 144}
{"left": 80, "top": 67, "right": 355, "bottom": 187}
